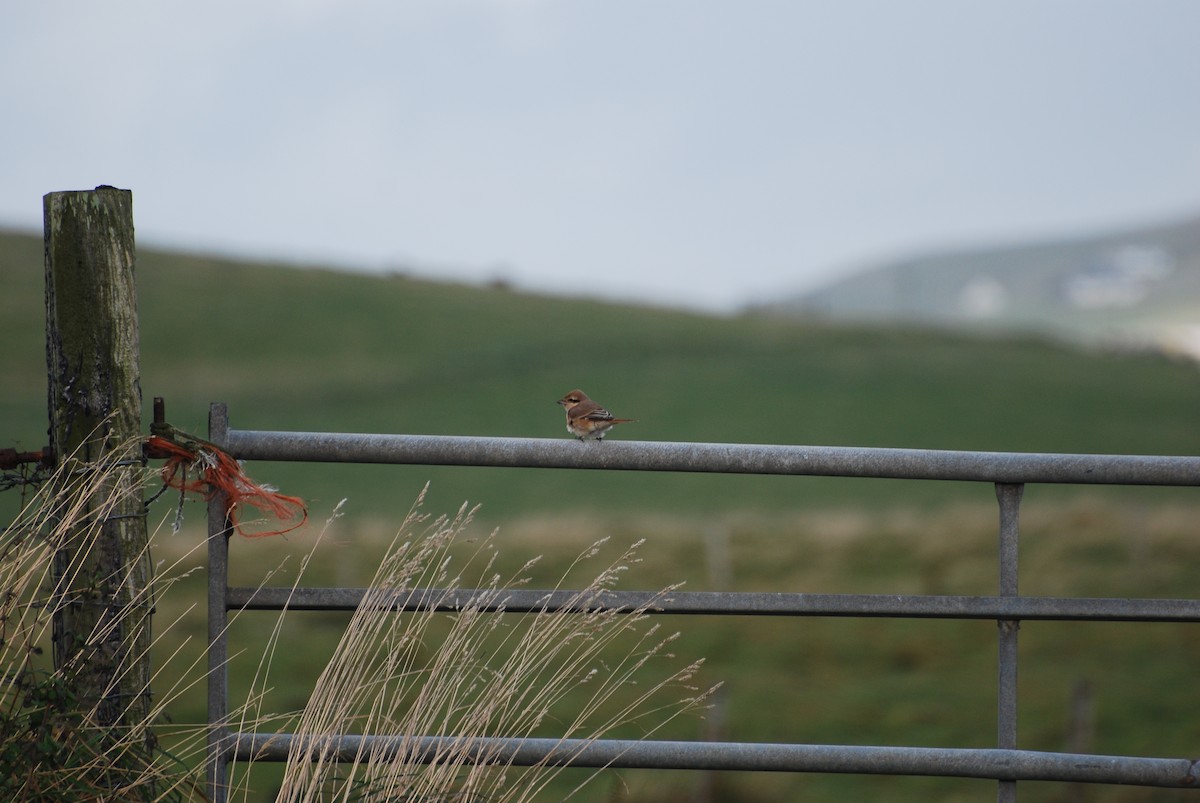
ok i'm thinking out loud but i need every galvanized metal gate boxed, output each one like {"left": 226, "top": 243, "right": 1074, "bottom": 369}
{"left": 203, "top": 402, "right": 1200, "bottom": 801}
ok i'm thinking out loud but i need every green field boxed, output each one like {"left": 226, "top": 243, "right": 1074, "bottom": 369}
{"left": 151, "top": 498, "right": 1200, "bottom": 803}
{"left": 3, "top": 228, "right": 1200, "bottom": 801}
{"left": 4, "top": 228, "right": 1199, "bottom": 525}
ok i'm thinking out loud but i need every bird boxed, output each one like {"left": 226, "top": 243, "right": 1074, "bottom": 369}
{"left": 557, "top": 389, "right": 637, "bottom": 441}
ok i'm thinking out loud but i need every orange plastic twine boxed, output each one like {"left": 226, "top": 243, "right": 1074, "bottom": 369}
{"left": 145, "top": 433, "right": 307, "bottom": 538}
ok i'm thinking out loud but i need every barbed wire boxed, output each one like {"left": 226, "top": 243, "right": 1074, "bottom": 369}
{"left": 0, "top": 462, "right": 53, "bottom": 494}
{"left": 1, "top": 447, "right": 55, "bottom": 494}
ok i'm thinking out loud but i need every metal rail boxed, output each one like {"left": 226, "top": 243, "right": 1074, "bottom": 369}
{"left": 233, "top": 732, "right": 1199, "bottom": 787}
{"left": 224, "top": 428, "right": 1200, "bottom": 485}
{"left": 225, "top": 585, "right": 1200, "bottom": 622}
{"left": 205, "top": 404, "right": 1200, "bottom": 802}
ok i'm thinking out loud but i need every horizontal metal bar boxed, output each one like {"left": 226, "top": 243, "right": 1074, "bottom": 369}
{"left": 223, "top": 430, "right": 1200, "bottom": 486}
{"left": 232, "top": 731, "right": 1200, "bottom": 787}
{"left": 225, "top": 586, "right": 1200, "bottom": 622}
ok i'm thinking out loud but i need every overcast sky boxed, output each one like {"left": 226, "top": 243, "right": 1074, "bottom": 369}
{"left": 3, "top": 1, "right": 1199, "bottom": 311}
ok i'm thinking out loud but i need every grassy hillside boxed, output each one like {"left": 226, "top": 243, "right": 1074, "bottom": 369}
{"left": 5, "top": 228, "right": 1200, "bottom": 801}
{"left": 3, "top": 227, "right": 1199, "bottom": 527}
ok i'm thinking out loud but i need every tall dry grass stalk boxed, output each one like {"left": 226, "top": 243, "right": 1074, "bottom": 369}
{"left": 0, "top": 437, "right": 210, "bottom": 801}
{"left": 4, "top": 452, "right": 718, "bottom": 802}
{"left": 236, "top": 487, "right": 720, "bottom": 802}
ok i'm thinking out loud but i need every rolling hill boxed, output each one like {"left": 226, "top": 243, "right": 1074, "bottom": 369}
{"left": 3, "top": 227, "right": 1199, "bottom": 527}
{"left": 770, "top": 212, "right": 1200, "bottom": 360}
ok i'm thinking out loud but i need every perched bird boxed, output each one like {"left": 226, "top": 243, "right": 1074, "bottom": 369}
{"left": 557, "top": 389, "right": 637, "bottom": 441}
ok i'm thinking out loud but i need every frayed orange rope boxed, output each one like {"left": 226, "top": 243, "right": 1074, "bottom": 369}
{"left": 145, "top": 433, "right": 307, "bottom": 538}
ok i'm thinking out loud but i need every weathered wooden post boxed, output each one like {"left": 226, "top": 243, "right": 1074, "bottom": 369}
{"left": 43, "top": 187, "right": 153, "bottom": 745}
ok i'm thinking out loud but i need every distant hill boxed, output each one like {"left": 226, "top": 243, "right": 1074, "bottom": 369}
{"left": 767, "top": 213, "right": 1200, "bottom": 359}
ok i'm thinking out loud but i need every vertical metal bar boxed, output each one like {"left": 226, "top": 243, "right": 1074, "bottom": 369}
{"left": 995, "top": 482, "right": 1024, "bottom": 803}
{"left": 207, "top": 403, "right": 233, "bottom": 803}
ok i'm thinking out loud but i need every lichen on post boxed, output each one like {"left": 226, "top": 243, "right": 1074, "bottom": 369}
{"left": 43, "top": 186, "right": 153, "bottom": 746}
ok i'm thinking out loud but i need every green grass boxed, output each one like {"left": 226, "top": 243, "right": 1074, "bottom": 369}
{"left": 144, "top": 495, "right": 1200, "bottom": 802}
{"left": 3, "top": 228, "right": 1199, "bottom": 527}
{"left": 4, "top": 228, "right": 1200, "bottom": 801}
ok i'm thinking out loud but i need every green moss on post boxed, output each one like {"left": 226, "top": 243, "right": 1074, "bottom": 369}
{"left": 43, "top": 187, "right": 153, "bottom": 740}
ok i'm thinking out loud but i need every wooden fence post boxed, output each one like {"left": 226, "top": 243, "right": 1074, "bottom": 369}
{"left": 43, "top": 187, "right": 152, "bottom": 739}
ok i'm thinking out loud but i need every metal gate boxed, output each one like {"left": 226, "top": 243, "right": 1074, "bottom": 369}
{"left": 203, "top": 403, "right": 1200, "bottom": 801}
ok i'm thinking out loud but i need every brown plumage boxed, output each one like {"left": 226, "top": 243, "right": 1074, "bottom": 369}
{"left": 556, "top": 389, "right": 637, "bottom": 441}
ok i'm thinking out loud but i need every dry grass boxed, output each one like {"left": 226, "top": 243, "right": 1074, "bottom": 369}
{"left": 9, "top": 450, "right": 1199, "bottom": 802}
{"left": 2, "top": 457, "right": 720, "bottom": 802}
{"left": 0, "top": 440, "right": 209, "bottom": 801}
{"left": 232, "top": 487, "right": 720, "bottom": 802}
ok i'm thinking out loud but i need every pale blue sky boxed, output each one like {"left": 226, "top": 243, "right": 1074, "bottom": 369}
{"left": 3, "top": 1, "right": 1198, "bottom": 310}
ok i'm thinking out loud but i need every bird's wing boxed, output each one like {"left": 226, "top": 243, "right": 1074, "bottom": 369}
{"left": 573, "top": 402, "right": 615, "bottom": 422}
